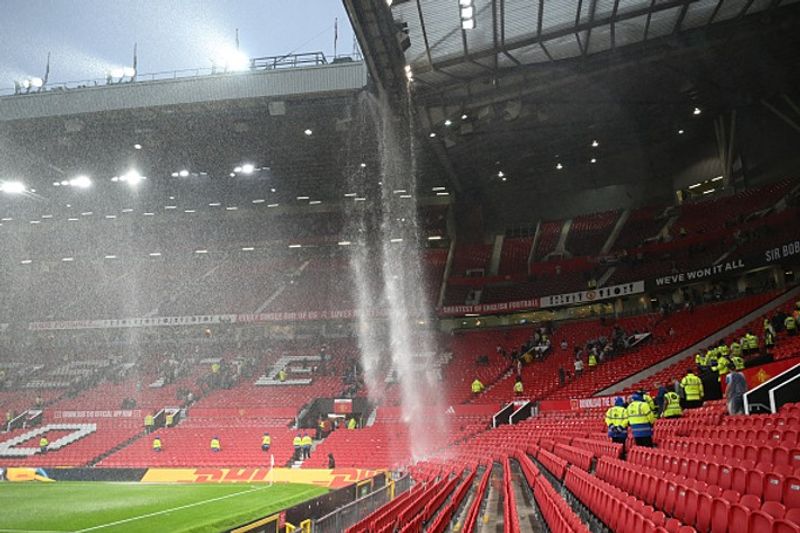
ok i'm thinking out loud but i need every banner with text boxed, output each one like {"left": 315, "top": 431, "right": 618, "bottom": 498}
{"left": 539, "top": 281, "right": 645, "bottom": 309}
{"left": 29, "top": 315, "right": 236, "bottom": 331}
{"left": 650, "top": 238, "right": 800, "bottom": 290}
{"left": 438, "top": 299, "right": 539, "bottom": 317}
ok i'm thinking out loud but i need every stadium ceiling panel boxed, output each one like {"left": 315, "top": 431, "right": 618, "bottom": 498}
{"left": 390, "top": 0, "right": 790, "bottom": 89}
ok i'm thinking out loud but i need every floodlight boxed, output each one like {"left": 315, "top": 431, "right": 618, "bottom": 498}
{"left": 1, "top": 181, "right": 26, "bottom": 194}
{"left": 240, "top": 163, "right": 255, "bottom": 174}
{"left": 30, "top": 77, "right": 44, "bottom": 88}
{"left": 122, "top": 67, "right": 136, "bottom": 78}
{"left": 121, "top": 169, "right": 144, "bottom": 185}
{"left": 69, "top": 175, "right": 92, "bottom": 188}
{"left": 179, "top": 169, "right": 190, "bottom": 178}
{"left": 213, "top": 49, "right": 250, "bottom": 72}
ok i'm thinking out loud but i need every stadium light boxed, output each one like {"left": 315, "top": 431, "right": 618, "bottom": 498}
{"left": 179, "top": 169, "right": 190, "bottom": 178}
{"left": 304, "top": 129, "right": 313, "bottom": 136}
{"left": 122, "top": 67, "right": 136, "bottom": 78}
{"left": 0, "top": 181, "right": 27, "bottom": 194}
{"left": 120, "top": 169, "right": 144, "bottom": 186}
{"left": 240, "top": 163, "right": 255, "bottom": 174}
{"left": 693, "top": 107, "right": 702, "bottom": 116}
{"left": 592, "top": 139, "right": 599, "bottom": 147}
{"left": 590, "top": 158, "right": 597, "bottom": 164}
{"left": 133, "top": 144, "right": 142, "bottom": 150}
{"left": 444, "top": 119, "right": 452, "bottom": 126}
{"left": 460, "top": 0, "right": 476, "bottom": 30}
{"left": 69, "top": 175, "right": 92, "bottom": 188}
{"left": 30, "top": 77, "right": 44, "bottom": 88}
{"left": 678, "top": 129, "right": 685, "bottom": 135}
{"left": 556, "top": 163, "right": 563, "bottom": 170}
{"left": 404, "top": 65, "right": 413, "bottom": 82}
{"left": 212, "top": 49, "right": 250, "bottom": 72}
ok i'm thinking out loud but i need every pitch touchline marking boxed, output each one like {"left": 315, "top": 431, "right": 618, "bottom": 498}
{"left": 0, "top": 529, "right": 66, "bottom": 533}
{"left": 73, "top": 485, "right": 311, "bottom": 532}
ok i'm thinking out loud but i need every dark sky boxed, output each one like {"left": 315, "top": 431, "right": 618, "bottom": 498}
{"left": 0, "top": 0, "right": 355, "bottom": 89}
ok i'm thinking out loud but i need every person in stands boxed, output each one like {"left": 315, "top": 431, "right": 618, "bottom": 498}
{"left": 471, "top": 378, "right": 484, "bottom": 396}
{"left": 605, "top": 397, "right": 629, "bottom": 447}
{"left": 558, "top": 367, "right": 566, "bottom": 385}
{"left": 764, "top": 327, "right": 776, "bottom": 350}
{"left": 328, "top": 453, "right": 336, "bottom": 469}
{"left": 640, "top": 390, "right": 656, "bottom": 413}
{"left": 726, "top": 369, "right": 748, "bottom": 415}
{"left": 695, "top": 351, "right": 707, "bottom": 373}
{"left": 713, "top": 350, "right": 731, "bottom": 383}
{"left": 588, "top": 351, "right": 598, "bottom": 370}
{"left": 278, "top": 368, "right": 287, "bottom": 382}
{"left": 680, "top": 370, "right": 704, "bottom": 408}
{"left": 347, "top": 417, "right": 357, "bottom": 430}
{"left": 261, "top": 432, "right": 271, "bottom": 452}
{"left": 731, "top": 351, "right": 745, "bottom": 371}
{"left": 293, "top": 434, "right": 302, "bottom": 460}
{"left": 786, "top": 314, "right": 798, "bottom": 336}
{"left": 626, "top": 393, "right": 656, "bottom": 447}
{"left": 144, "top": 413, "right": 154, "bottom": 434}
{"left": 39, "top": 436, "right": 49, "bottom": 453}
{"left": 661, "top": 389, "right": 682, "bottom": 419}
{"left": 152, "top": 435, "right": 162, "bottom": 452}
{"left": 729, "top": 339, "right": 742, "bottom": 364}
{"left": 210, "top": 436, "right": 221, "bottom": 452}
{"left": 513, "top": 377, "right": 523, "bottom": 396}
{"left": 574, "top": 357, "right": 584, "bottom": 378}
{"left": 301, "top": 433, "right": 312, "bottom": 459}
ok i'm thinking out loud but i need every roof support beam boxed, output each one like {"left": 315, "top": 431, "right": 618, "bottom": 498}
{"left": 415, "top": 0, "right": 434, "bottom": 70}
{"left": 499, "top": 0, "right": 521, "bottom": 65}
{"left": 583, "top": 0, "right": 600, "bottom": 56}
{"left": 414, "top": 0, "right": 704, "bottom": 73}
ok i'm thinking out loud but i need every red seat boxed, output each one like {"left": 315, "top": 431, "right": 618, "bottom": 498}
{"left": 741, "top": 494, "right": 762, "bottom": 511}
{"left": 729, "top": 504, "right": 751, "bottom": 533}
{"left": 786, "top": 508, "right": 800, "bottom": 523}
{"left": 784, "top": 476, "right": 800, "bottom": 509}
{"left": 711, "top": 497, "right": 731, "bottom": 533}
{"left": 773, "top": 519, "right": 800, "bottom": 533}
{"left": 763, "top": 501, "right": 787, "bottom": 519}
{"left": 751, "top": 510, "right": 775, "bottom": 532}
{"left": 697, "top": 492, "right": 714, "bottom": 532}
{"left": 766, "top": 473, "right": 786, "bottom": 503}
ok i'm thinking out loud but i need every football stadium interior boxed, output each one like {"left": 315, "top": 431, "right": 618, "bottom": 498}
{"left": 1, "top": 0, "right": 800, "bottom": 531}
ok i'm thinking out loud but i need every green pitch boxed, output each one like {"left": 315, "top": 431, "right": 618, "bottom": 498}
{"left": 0, "top": 481, "right": 327, "bottom": 533}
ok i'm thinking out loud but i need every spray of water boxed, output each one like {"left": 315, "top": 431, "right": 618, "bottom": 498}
{"left": 345, "top": 88, "right": 449, "bottom": 462}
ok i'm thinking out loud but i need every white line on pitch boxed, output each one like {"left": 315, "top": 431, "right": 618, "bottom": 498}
{"left": 73, "top": 485, "right": 269, "bottom": 532}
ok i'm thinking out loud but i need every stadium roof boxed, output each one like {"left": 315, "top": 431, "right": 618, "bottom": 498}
{"left": 347, "top": 0, "right": 800, "bottom": 225}
{"left": 391, "top": 0, "right": 794, "bottom": 85}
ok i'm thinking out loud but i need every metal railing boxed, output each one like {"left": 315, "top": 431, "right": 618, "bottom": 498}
{"left": 0, "top": 52, "right": 360, "bottom": 97}
{"left": 313, "top": 475, "right": 411, "bottom": 533}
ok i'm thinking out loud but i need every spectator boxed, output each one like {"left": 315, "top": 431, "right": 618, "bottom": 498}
{"left": 725, "top": 370, "right": 747, "bottom": 415}
{"left": 626, "top": 393, "right": 655, "bottom": 447}
{"left": 574, "top": 358, "right": 584, "bottom": 378}
{"left": 328, "top": 453, "right": 336, "bottom": 469}
{"left": 604, "top": 397, "right": 628, "bottom": 446}
{"left": 558, "top": 367, "right": 566, "bottom": 385}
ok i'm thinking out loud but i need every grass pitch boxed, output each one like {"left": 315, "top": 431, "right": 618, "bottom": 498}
{"left": 0, "top": 481, "right": 327, "bottom": 533}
